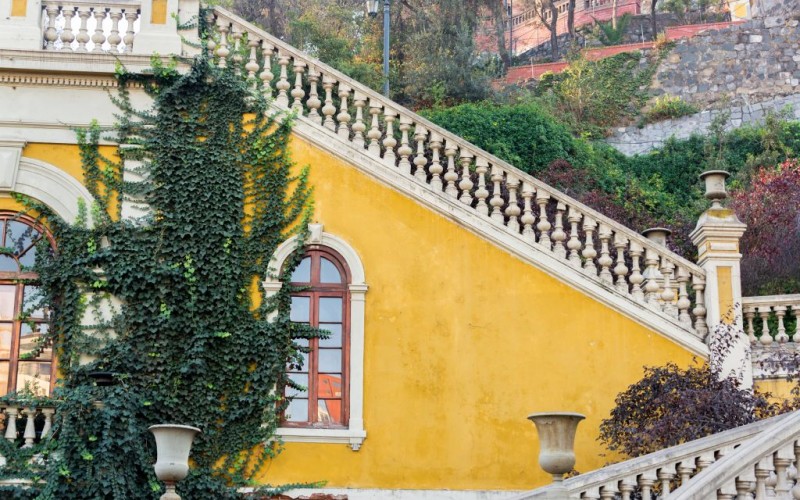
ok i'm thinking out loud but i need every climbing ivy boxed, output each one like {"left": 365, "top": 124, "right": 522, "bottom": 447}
{"left": 9, "top": 47, "right": 316, "bottom": 498}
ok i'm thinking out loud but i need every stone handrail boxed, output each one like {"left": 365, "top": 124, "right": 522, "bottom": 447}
{"left": 512, "top": 411, "right": 796, "bottom": 499}
{"left": 744, "top": 294, "right": 800, "bottom": 345}
{"left": 209, "top": 6, "right": 709, "bottom": 340}
{"left": 42, "top": 0, "right": 142, "bottom": 53}
{"left": 0, "top": 402, "right": 55, "bottom": 467}
{"left": 668, "top": 409, "right": 800, "bottom": 499}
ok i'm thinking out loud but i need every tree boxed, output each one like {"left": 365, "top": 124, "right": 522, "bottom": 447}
{"left": 566, "top": 0, "right": 577, "bottom": 38}
{"left": 530, "top": 0, "right": 559, "bottom": 59}
{"left": 650, "top": 0, "right": 659, "bottom": 40}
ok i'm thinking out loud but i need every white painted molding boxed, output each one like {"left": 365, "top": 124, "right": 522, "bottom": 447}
{"left": 0, "top": 140, "right": 25, "bottom": 190}
{"left": 287, "top": 114, "right": 709, "bottom": 357}
{"left": 266, "top": 224, "right": 368, "bottom": 451}
{"left": 238, "top": 487, "right": 521, "bottom": 499}
{"left": 0, "top": 156, "right": 94, "bottom": 225}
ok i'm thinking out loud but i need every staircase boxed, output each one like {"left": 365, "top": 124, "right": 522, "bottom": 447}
{"left": 204, "top": 6, "right": 709, "bottom": 354}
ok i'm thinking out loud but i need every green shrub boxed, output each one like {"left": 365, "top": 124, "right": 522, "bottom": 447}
{"left": 645, "top": 95, "right": 700, "bottom": 122}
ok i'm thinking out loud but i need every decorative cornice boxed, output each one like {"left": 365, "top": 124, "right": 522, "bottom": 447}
{"left": 0, "top": 72, "right": 127, "bottom": 88}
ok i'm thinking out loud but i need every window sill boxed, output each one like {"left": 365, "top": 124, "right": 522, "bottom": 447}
{"left": 276, "top": 427, "right": 367, "bottom": 451}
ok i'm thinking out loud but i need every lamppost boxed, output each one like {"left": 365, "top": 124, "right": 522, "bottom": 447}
{"left": 366, "top": 0, "right": 390, "bottom": 96}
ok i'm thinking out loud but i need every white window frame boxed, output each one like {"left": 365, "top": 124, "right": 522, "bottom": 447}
{"left": 264, "top": 223, "right": 367, "bottom": 451}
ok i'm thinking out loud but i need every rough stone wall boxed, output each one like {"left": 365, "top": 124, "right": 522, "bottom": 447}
{"left": 607, "top": 93, "right": 800, "bottom": 156}
{"left": 652, "top": 14, "right": 800, "bottom": 108}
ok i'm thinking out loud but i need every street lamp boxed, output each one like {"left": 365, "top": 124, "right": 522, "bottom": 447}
{"left": 366, "top": 0, "right": 390, "bottom": 96}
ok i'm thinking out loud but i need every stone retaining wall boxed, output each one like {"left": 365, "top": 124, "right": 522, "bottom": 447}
{"left": 607, "top": 93, "right": 800, "bottom": 156}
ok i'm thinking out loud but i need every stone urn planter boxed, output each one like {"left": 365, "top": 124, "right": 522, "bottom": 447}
{"left": 149, "top": 424, "right": 201, "bottom": 500}
{"left": 642, "top": 227, "right": 672, "bottom": 247}
{"left": 699, "top": 170, "right": 730, "bottom": 208}
{"left": 527, "top": 412, "right": 585, "bottom": 488}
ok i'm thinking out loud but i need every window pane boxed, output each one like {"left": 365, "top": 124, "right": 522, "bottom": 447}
{"left": 285, "top": 398, "right": 309, "bottom": 422}
{"left": 290, "top": 257, "right": 311, "bottom": 283}
{"left": 317, "top": 374, "right": 343, "bottom": 398}
{"left": 286, "top": 373, "right": 308, "bottom": 398}
{"left": 0, "top": 362, "right": 7, "bottom": 396}
{"left": 317, "top": 399, "right": 342, "bottom": 425}
{"left": 0, "top": 286, "right": 14, "bottom": 320}
{"left": 0, "top": 323, "right": 11, "bottom": 359}
{"left": 320, "top": 258, "right": 342, "bottom": 283}
{"left": 319, "top": 323, "right": 342, "bottom": 347}
{"left": 18, "top": 246, "right": 36, "bottom": 269}
{"left": 0, "top": 255, "right": 18, "bottom": 272}
{"left": 319, "top": 349, "right": 342, "bottom": 373}
{"left": 318, "top": 297, "right": 342, "bottom": 322}
{"left": 290, "top": 296, "right": 310, "bottom": 322}
{"left": 17, "top": 362, "right": 51, "bottom": 396}
{"left": 20, "top": 323, "right": 51, "bottom": 360}
{"left": 287, "top": 351, "right": 308, "bottom": 373}
{"left": 23, "top": 286, "right": 45, "bottom": 319}
{"left": 6, "top": 221, "right": 39, "bottom": 255}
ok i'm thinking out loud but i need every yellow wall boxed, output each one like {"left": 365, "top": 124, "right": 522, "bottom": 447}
{"left": 9, "top": 138, "right": 698, "bottom": 491}
{"left": 258, "top": 135, "right": 698, "bottom": 491}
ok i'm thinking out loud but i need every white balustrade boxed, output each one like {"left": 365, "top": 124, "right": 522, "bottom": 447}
{"left": 41, "top": 1, "right": 141, "bottom": 53}
{"left": 0, "top": 403, "right": 55, "bottom": 467}
{"left": 743, "top": 295, "right": 800, "bottom": 345}
{"left": 509, "top": 411, "right": 800, "bottom": 500}
{"left": 203, "top": 7, "right": 708, "bottom": 340}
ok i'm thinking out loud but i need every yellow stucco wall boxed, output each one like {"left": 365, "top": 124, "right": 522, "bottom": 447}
{"left": 7, "top": 138, "right": 698, "bottom": 491}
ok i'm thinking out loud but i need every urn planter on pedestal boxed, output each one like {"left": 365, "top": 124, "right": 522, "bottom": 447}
{"left": 149, "top": 424, "right": 201, "bottom": 500}
{"left": 528, "top": 412, "right": 585, "bottom": 493}
{"left": 699, "top": 170, "right": 731, "bottom": 208}
{"left": 642, "top": 227, "right": 672, "bottom": 247}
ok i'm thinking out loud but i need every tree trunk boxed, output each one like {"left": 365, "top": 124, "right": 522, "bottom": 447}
{"left": 567, "top": 0, "right": 576, "bottom": 38}
{"left": 651, "top": 0, "right": 658, "bottom": 40}
{"left": 492, "top": 1, "right": 512, "bottom": 69}
{"left": 549, "top": 3, "right": 559, "bottom": 58}
{"left": 611, "top": 0, "right": 618, "bottom": 29}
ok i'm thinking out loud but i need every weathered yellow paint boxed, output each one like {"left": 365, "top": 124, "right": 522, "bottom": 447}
{"left": 10, "top": 0, "right": 26, "bottom": 17}
{"left": 718, "top": 267, "right": 734, "bottom": 324}
{"left": 151, "top": 0, "right": 168, "bottom": 25}
{"left": 755, "top": 378, "right": 796, "bottom": 401}
{"left": 256, "top": 135, "right": 698, "bottom": 491}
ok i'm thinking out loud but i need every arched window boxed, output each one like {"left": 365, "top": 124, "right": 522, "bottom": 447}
{"left": 0, "top": 213, "right": 55, "bottom": 397}
{"left": 265, "top": 224, "right": 367, "bottom": 450}
{"left": 284, "top": 247, "right": 350, "bottom": 428}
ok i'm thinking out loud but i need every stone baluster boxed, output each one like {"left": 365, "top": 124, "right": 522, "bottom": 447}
{"left": 658, "top": 465, "right": 676, "bottom": 495}
{"left": 566, "top": 207, "right": 582, "bottom": 267}
{"left": 62, "top": 6, "right": 76, "bottom": 50}
{"left": 76, "top": 7, "right": 91, "bottom": 53}
{"left": 443, "top": 142, "right": 458, "bottom": 198}
{"left": 488, "top": 165, "right": 503, "bottom": 221}
{"left": 638, "top": 471, "right": 657, "bottom": 500}
{"left": 692, "top": 275, "right": 709, "bottom": 339}
{"left": 677, "top": 460, "right": 696, "bottom": 486}
{"left": 22, "top": 408, "right": 36, "bottom": 448}
{"left": 91, "top": 8, "right": 108, "bottom": 52}
{"left": 774, "top": 444, "right": 794, "bottom": 496}
{"left": 412, "top": 125, "right": 429, "bottom": 181}
{"left": 696, "top": 450, "right": 717, "bottom": 472}
{"left": 597, "top": 225, "right": 614, "bottom": 284}
{"left": 205, "top": 11, "right": 216, "bottom": 53}
{"left": 619, "top": 478, "right": 636, "bottom": 500}
{"left": 291, "top": 61, "right": 307, "bottom": 114}
{"left": 245, "top": 38, "right": 260, "bottom": 87}
{"left": 718, "top": 484, "right": 738, "bottom": 500}
{"left": 735, "top": 477, "right": 756, "bottom": 499}
{"left": 44, "top": 5, "right": 60, "bottom": 50}
{"left": 759, "top": 306, "right": 773, "bottom": 346}
{"left": 792, "top": 441, "right": 800, "bottom": 500}
{"left": 41, "top": 408, "right": 54, "bottom": 439}
{"left": 367, "top": 100, "right": 383, "bottom": 156}
{"left": 352, "top": 93, "right": 368, "bottom": 149}
{"left": 583, "top": 487, "right": 601, "bottom": 500}
{"left": 600, "top": 482, "right": 619, "bottom": 500}
{"left": 582, "top": 216, "right": 598, "bottom": 274}
{"left": 275, "top": 54, "right": 291, "bottom": 107}
{"left": 123, "top": 9, "right": 137, "bottom": 52}
{"left": 260, "top": 43, "right": 275, "bottom": 99}
{"left": 660, "top": 258, "right": 678, "bottom": 317}
{"left": 775, "top": 306, "right": 789, "bottom": 343}
{"left": 613, "top": 235, "right": 629, "bottom": 294}
{"left": 536, "top": 190, "right": 552, "bottom": 250}
{"left": 551, "top": 202, "right": 567, "bottom": 259}
{"left": 428, "top": 134, "right": 444, "bottom": 191}
{"left": 215, "top": 20, "right": 230, "bottom": 67}
{"left": 230, "top": 28, "right": 243, "bottom": 75}
{"left": 321, "top": 75, "right": 337, "bottom": 131}
{"left": 521, "top": 184, "right": 536, "bottom": 244}
{"left": 629, "top": 242, "right": 645, "bottom": 301}
{"left": 474, "top": 160, "right": 490, "bottom": 216}
{"left": 676, "top": 267, "right": 692, "bottom": 325}
{"left": 305, "top": 67, "right": 322, "bottom": 124}
{"left": 745, "top": 306, "right": 757, "bottom": 344}
{"left": 337, "top": 86, "right": 353, "bottom": 139}
{"left": 108, "top": 9, "right": 123, "bottom": 53}
{"left": 794, "top": 306, "right": 800, "bottom": 343}
{"left": 4, "top": 406, "right": 17, "bottom": 441}
{"left": 457, "top": 152, "right": 474, "bottom": 205}
{"left": 644, "top": 249, "right": 661, "bottom": 306}
{"left": 505, "top": 175, "right": 521, "bottom": 233}
{"left": 397, "top": 116, "right": 413, "bottom": 172}
{"left": 382, "top": 109, "right": 398, "bottom": 166}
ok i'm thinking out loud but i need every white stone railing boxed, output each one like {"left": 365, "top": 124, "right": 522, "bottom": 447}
{"left": 744, "top": 295, "right": 800, "bottom": 345}
{"left": 41, "top": 0, "right": 142, "bottom": 53}
{"left": 208, "top": 6, "right": 708, "bottom": 340}
{"left": 0, "top": 403, "right": 55, "bottom": 465}
{"left": 512, "top": 411, "right": 800, "bottom": 499}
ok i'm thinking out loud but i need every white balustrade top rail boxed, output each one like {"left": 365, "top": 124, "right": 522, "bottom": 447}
{"left": 209, "top": 6, "right": 708, "bottom": 340}
{"left": 744, "top": 294, "right": 800, "bottom": 345}
{"left": 42, "top": 0, "right": 142, "bottom": 53}
{"left": 512, "top": 411, "right": 797, "bottom": 499}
